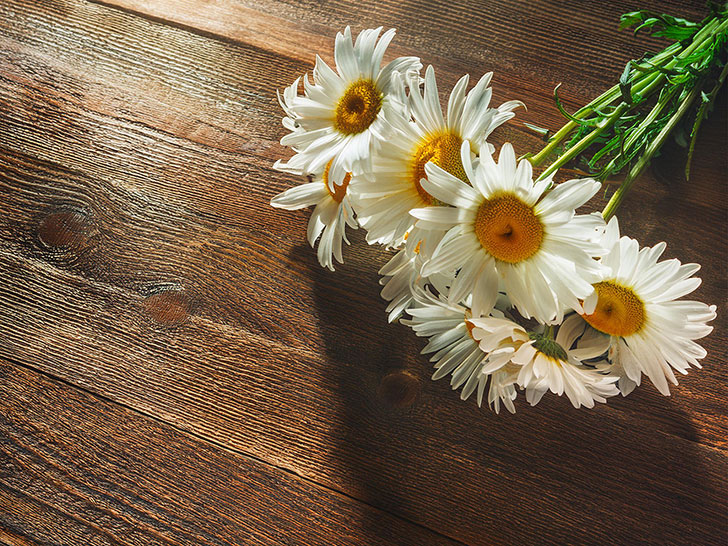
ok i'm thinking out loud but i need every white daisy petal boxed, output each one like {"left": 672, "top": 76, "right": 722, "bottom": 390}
{"left": 270, "top": 182, "right": 328, "bottom": 210}
{"left": 422, "top": 231, "right": 481, "bottom": 277}
{"left": 468, "top": 315, "right": 617, "bottom": 409}
{"left": 416, "top": 140, "right": 607, "bottom": 324}
{"left": 423, "top": 65, "right": 445, "bottom": 129}
{"left": 448, "top": 253, "right": 487, "bottom": 305}
{"left": 409, "top": 206, "right": 472, "bottom": 229}
{"left": 470, "top": 262, "right": 499, "bottom": 317}
{"left": 275, "top": 158, "right": 357, "bottom": 271}
{"left": 334, "top": 27, "right": 358, "bottom": 81}
{"left": 276, "top": 26, "right": 421, "bottom": 189}
{"left": 447, "top": 74, "right": 470, "bottom": 131}
{"left": 377, "top": 56, "right": 422, "bottom": 93}
{"left": 497, "top": 143, "right": 517, "bottom": 185}
{"left": 370, "top": 28, "right": 396, "bottom": 75}
{"left": 460, "top": 140, "right": 476, "bottom": 184}
{"left": 421, "top": 162, "right": 480, "bottom": 208}
{"left": 314, "top": 55, "right": 344, "bottom": 92}
{"left": 536, "top": 178, "right": 601, "bottom": 216}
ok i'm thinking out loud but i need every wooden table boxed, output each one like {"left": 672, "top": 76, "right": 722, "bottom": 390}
{"left": 1, "top": 1, "right": 725, "bottom": 544}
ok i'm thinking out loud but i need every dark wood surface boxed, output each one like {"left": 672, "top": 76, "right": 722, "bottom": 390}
{"left": 0, "top": 1, "right": 725, "bottom": 544}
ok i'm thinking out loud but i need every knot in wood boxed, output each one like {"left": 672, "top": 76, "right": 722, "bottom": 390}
{"left": 378, "top": 371, "right": 420, "bottom": 409}
{"left": 143, "top": 289, "right": 190, "bottom": 326}
{"left": 37, "top": 209, "right": 93, "bottom": 250}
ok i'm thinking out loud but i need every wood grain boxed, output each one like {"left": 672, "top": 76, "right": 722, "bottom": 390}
{"left": 0, "top": 358, "right": 459, "bottom": 545}
{"left": 1, "top": 242, "right": 726, "bottom": 545}
{"left": 92, "top": 0, "right": 713, "bottom": 149}
{"left": 0, "top": 0, "right": 726, "bottom": 544}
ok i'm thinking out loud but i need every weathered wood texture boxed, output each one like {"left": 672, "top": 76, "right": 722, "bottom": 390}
{"left": 0, "top": 0, "right": 725, "bottom": 544}
{"left": 0, "top": 358, "right": 458, "bottom": 545}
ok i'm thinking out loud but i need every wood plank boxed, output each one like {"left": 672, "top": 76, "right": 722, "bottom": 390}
{"left": 1, "top": 0, "right": 724, "bottom": 442}
{"left": 92, "top": 0, "right": 712, "bottom": 155}
{"left": 0, "top": 245, "right": 726, "bottom": 545}
{"left": 0, "top": 358, "right": 460, "bottom": 545}
{"left": 1, "top": 0, "right": 726, "bottom": 544}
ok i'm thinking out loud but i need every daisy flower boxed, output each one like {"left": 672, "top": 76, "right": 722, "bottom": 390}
{"left": 274, "top": 27, "right": 422, "bottom": 187}
{"left": 271, "top": 160, "right": 356, "bottom": 271}
{"left": 411, "top": 141, "right": 606, "bottom": 322}
{"left": 353, "top": 65, "right": 522, "bottom": 248}
{"left": 580, "top": 217, "right": 717, "bottom": 396}
{"left": 469, "top": 314, "right": 619, "bottom": 409}
{"left": 378, "top": 224, "right": 451, "bottom": 322}
{"left": 402, "top": 286, "right": 518, "bottom": 413}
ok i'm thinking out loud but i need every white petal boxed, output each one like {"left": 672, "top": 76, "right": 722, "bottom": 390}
{"left": 270, "top": 182, "right": 327, "bottom": 210}
{"left": 422, "top": 162, "right": 481, "bottom": 208}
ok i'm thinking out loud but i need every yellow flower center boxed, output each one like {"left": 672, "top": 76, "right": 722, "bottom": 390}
{"left": 334, "top": 79, "right": 382, "bottom": 135}
{"left": 323, "top": 160, "right": 351, "bottom": 203}
{"left": 583, "top": 281, "right": 645, "bottom": 337}
{"left": 411, "top": 132, "right": 467, "bottom": 205}
{"left": 474, "top": 193, "right": 544, "bottom": 263}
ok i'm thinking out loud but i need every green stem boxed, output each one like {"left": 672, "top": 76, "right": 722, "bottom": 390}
{"left": 528, "top": 43, "right": 683, "bottom": 167}
{"left": 601, "top": 83, "right": 705, "bottom": 220}
{"left": 686, "top": 60, "right": 728, "bottom": 179}
{"left": 529, "top": 71, "right": 658, "bottom": 167}
{"left": 530, "top": 15, "right": 724, "bottom": 169}
{"left": 535, "top": 71, "right": 666, "bottom": 181}
{"left": 600, "top": 17, "right": 727, "bottom": 219}
{"left": 598, "top": 82, "right": 681, "bottom": 177}
{"left": 534, "top": 104, "right": 630, "bottom": 181}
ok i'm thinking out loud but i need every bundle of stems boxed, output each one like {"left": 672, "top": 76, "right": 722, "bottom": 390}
{"left": 527, "top": 4, "right": 728, "bottom": 220}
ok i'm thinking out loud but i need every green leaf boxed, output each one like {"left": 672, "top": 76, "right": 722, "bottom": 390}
{"left": 620, "top": 10, "right": 648, "bottom": 30}
{"left": 523, "top": 122, "right": 550, "bottom": 138}
{"left": 619, "top": 61, "right": 633, "bottom": 104}
{"left": 620, "top": 10, "right": 701, "bottom": 41}
{"left": 552, "top": 84, "right": 600, "bottom": 126}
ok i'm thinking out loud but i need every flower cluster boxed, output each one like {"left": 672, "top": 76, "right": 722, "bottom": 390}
{"left": 271, "top": 27, "right": 716, "bottom": 413}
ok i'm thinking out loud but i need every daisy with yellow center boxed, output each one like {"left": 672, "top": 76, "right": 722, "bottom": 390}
{"left": 402, "top": 286, "right": 519, "bottom": 413}
{"left": 411, "top": 141, "right": 607, "bottom": 323}
{"left": 352, "top": 65, "right": 522, "bottom": 248}
{"left": 469, "top": 314, "right": 619, "bottom": 409}
{"left": 270, "top": 160, "right": 356, "bottom": 271}
{"left": 579, "top": 217, "right": 717, "bottom": 396}
{"left": 274, "top": 27, "right": 422, "bottom": 188}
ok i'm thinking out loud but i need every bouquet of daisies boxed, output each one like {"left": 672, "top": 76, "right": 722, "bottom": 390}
{"left": 271, "top": 13, "right": 723, "bottom": 413}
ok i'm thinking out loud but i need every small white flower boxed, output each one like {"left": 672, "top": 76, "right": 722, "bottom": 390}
{"left": 411, "top": 141, "right": 606, "bottom": 323}
{"left": 353, "top": 65, "right": 521, "bottom": 248}
{"left": 275, "top": 27, "right": 421, "bottom": 187}
{"left": 469, "top": 314, "right": 619, "bottom": 409}
{"left": 402, "top": 286, "right": 517, "bottom": 413}
{"left": 271, "top": 161, "right": 356, "bottom": 271}
{"left": 580, "top": 217, "right": 717, "bottom": 395}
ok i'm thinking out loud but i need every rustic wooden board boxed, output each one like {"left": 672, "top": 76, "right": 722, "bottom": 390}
{"left": 0, "top": 0, "right": 726, "bottom": 544}
{"left": 92, "top": 0, "right": 715, "bottom": 151}
{"left": 0, "top": 358, "right": 460, "bottom": 545}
